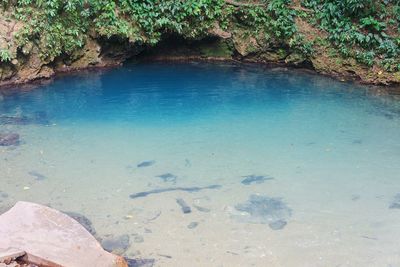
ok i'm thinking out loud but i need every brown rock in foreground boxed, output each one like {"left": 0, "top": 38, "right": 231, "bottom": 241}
{"left": 0, "top": 201, "right": 128, "bottom": 267}
{"left": 0, "top": 247, "right": 26, "bottom": 264}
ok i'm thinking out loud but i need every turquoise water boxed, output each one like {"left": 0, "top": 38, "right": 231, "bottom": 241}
{"left": 1, "top": 62, "right": 400, "bottom": 266}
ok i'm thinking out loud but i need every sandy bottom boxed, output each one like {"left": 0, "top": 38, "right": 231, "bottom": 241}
{"left": 1, "top": 118, "right": 400, "bottom": 267}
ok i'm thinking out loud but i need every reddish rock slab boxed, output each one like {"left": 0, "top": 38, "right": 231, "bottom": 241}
{"left": 0, "top": 202, "right": 127, "bottom": 267}
{"left": 0, "top": 247, "right": 26, "bottom": 264}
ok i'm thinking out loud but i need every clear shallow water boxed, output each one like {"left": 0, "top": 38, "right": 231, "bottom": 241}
{"left": 1, "top": 62, "right": 400, "bottom": 266}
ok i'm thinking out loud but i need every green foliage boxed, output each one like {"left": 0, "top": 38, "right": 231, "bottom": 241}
{"left": 14, "top": 0, "right": 89, "bottom": 60}
{"left": 0, "top": 49, "right": 11, "bottom": 62}
{"left": 355, "top": 50, "right": 375, "bottom": 66}
{"left": 289, "top": 35, "right": 314, "bottom": 56}
{"left": 232, "top": 0, "right": 313, "bottom": 56}
{"left": 11, "top": 0, "right": 225, "bottom": 58}
{"left": 7, "top": 0, "right": 313, "bottom": 61}
{"left": 266, "top": 0, "right": 297, "bottom": 40}
{"left": 234, "top": 0, "right": 297, "bottom": 41}
{"left": 115, "top": 0, "right": 225, "bottom": 43}
{"left": 303, "top": 0, "right": 400, "bottom": 71}
{"left": 360, "top": 16, "right": 386, "bottom": 32}
{"left": 2, "top": 0, "right": 399, "bottom": 73}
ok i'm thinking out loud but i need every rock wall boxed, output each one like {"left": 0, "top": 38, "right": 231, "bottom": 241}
{"left": 0, "top": 14, "right": 399, "bottom": 88}
{"left": 0, "top": 8, "right": 143, "bottom": 87}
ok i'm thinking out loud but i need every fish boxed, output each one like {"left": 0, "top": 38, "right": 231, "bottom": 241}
{"left": 28, "top": 171, "right": 47, "bottom": 181}
{"left": 137, "top": 160, "right": 155, "bottom": 168}
{"left": 241, "top": 175, "right": 273, "bottom": 185}
{"left": 129, "top": 185, "right": 222, "bottom": 199}
{"left": 156, "top": 173, "right": 177, "bottom": 183}
{"left": 187, "top": 222, "right": 199, "bottom": 229}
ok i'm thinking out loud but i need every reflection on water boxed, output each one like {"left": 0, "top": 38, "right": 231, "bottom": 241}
{"left": 1, "top": 62, "right": 400, "bottom": 266}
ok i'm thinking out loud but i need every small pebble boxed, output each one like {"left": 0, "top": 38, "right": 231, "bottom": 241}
{"left": 193, "top": 205, "right": 211, "bottom": 213}
{"left": 101, "top": 234, "right": 130, "bottom": 255}
{"left": 187, "top": 222, "right": 199, "bottom": 229}
{"left": 133, "top": 235, "right": 144, "bottom": 243}
{"left": 268, "top": 220, "right": 287, "bottom": 230}
{"left": 176, "top": 198, "right": 191, "bottom": 214}
{"left": 137, "top": 160, "right": 155, "bottom": 168}
{"left": 28, "top": 171, "right": 47, "bottom": 181}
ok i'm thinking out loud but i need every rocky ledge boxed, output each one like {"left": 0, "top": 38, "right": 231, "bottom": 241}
{"left": 0, "top": 8, "right": 399, "bottom": 89}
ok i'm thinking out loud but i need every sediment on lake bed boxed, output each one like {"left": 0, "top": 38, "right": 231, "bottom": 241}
{"left": 1, "top": 1, "right": 400, "bottom": 88}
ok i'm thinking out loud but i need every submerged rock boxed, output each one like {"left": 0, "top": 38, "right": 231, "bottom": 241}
{"left": 129, "top": 185, "right": 221, "bottom": 199}
{"left": 28, "top": 171, "right": 47, "bottom": 181}
{"left": 234, "top": 194, "right": 292, "bottom": 230}
{"left": 33, "top": 111, "right": 50, "bottom": 124}
{"left": 352, "top": 139, "right": 363, "bottom": 144}
{"left": 0, "top": 133, "right": 19, "bottom": 146}
{"left": 0, "top": 191, "right": 8, "bottom": 205}
{"left": 0, "top": 191, "right": 8, "bottom": 199}
{"left": 389, "top": 193, "right": 400, "bottom": 209}
{"left": 125, "top": 258, "right": 155, "bottom": 267}
{"left": 193, "top": 205, "right": 211, "bottom": 213}
{"left": 184, "top": 159, "right": 191, "bottom": 167}
{"left": 241, "top": 175, "right": 273, "bottom": 185}
{"left": 132, "top": 234, "right": 144, "bottom": 243}
{"left": 0, "top": 116, "right": 31, "bottom": 125}
{"left": 187, "top": 222, "right": 199, "bottom": 229}
{"left": 0, "top": 112, "right": 49, "bottom": 126}
{"left": 101, "top": 234, "right": 130, "bottom": 255}
{"left": 268, "top": 219, "right": 287, "bottom": 230}
{"left": 63, "top": 211, "right": 97, "bottom": 236}
{"left": 176, "top": 198, "right": 191, "bottom": 214}
{"left": 384, "top": 113, "right": 395, "bottom": 120}
{"left": 0, "top": 205, "right": 11, "bottom": 215}
{"left": 137, "top": 161, "right": 155, "bottom": 168}
{"left": 156, "top": 173, "right": 177, "bottom": 183}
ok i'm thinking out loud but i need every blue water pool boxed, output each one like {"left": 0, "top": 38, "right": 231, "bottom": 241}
{"left": 1, "top": 62, "right": 400, "bottom": 266}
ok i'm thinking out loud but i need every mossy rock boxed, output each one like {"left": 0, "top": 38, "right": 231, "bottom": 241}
{"left": 232, "top": 28, "right": 264, "bottom": 57}
{"left": 198, "top": 39, "right": 233, "bottom": 58}
{"left": 285, "top": 52, "right": 306, "bottom": 65}
{"left": 393, "top": 72, "right": 400, "bottom": 83}
{"left": 0, "top": 64, "right": 15, "bottom": 80}
{"left": 258, "top": 49, "right": 289, "bottom": 62}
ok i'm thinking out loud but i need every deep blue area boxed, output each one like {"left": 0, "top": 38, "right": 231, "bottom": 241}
{"left": 0, "top": 62, "right": 398, "bottom": 125}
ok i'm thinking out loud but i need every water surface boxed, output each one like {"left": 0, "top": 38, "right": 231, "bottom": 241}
{"left": 1, "top": 62, "right": 400, "bottom": 266}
